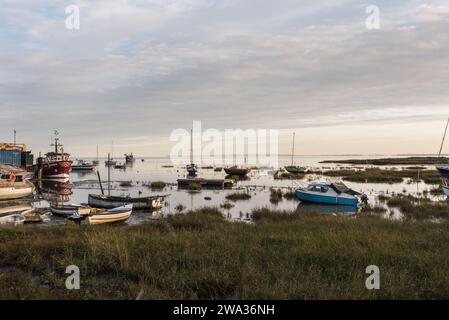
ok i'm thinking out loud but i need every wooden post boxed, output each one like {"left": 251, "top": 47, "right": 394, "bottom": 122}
{"left": 97, "top": 170, "right": 104, "bottom": 195}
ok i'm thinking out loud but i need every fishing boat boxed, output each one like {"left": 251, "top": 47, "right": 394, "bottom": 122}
{"left": 0, "top": 214, "right": 25, "bottom": 225}
{"left": 0, "top": 165, "right": 35, "bottom": 200}
{"left": 285, "top": 132, "right": 308, "bottom": 174}
{"left": 88, "top": 194, "right": 164, "bottom": 210}
{"left": 295, "top": 182, "right": 367, "bottom": 206}
{"left": 37, "top": 134, "right": 72, "bottom": 179}
{"left": 87, "top": 204, "right": 132, "bottom": 225}
{"left": 72, "top": 159, "right": 95, "bottom": 171}
{"left": 50, "top": 203, "right": 93, "bottom": 217}
{"left": 125, "top": 153, "right": 135, "bottom": 162}
{"left": 224, "top": 166, "right": 251, "bottom": 176}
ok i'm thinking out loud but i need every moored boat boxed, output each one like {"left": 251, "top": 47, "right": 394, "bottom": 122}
{"left": 125, "top": 153, "right": 135, "bottom": 162}
{"left": 37, "top": 135, "right": 72, "bottom": 179}
{"left": 114, "top": 162, "right": 126, "bottom": 169}
{"left": 295, "top": 182, "right": 367, "bottom": 206}
{"left": 72, "top": 159, "right": 95, "bottom": 171}
{"left": 224, "top": 166, "right": 251, "bottom": 176}
{"left": 436, "top": 165, "right": 449, "bottom": 177}
{"left": 87, "top": 204, "right": 132, "bottom": 225}
{"left": 284, "top": 166, "right": 308, "bottom": 174}
{"left": 443, "top": 184, "right": 449, "bottom": 197}
{"left": 0, "top": 165, "right": 35, "bottom": 201}
{"left": 88, "top": 194, "right": 165, "bottom": 210}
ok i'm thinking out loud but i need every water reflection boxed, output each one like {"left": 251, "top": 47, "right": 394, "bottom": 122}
{"left": 34, "top": 180, "right": 73, "bottom": 203}
{"left": 296, "top": 203, "right": 358, "bottom": 215}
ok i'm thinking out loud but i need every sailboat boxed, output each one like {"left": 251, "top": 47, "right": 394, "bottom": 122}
{"left": 284, "top": 132, "right": 308, "bottom": 174}
{"left": 186, "top": 129, "right": 198, "bottom": 176}
{"left": 436, "top": 117, "right": 449, "bottom": 177}
{"left": 105, "top": 141, "right": 117, "bottom": 166}
{"left": 92, "top": 145, "right": 100, "bottom": 166}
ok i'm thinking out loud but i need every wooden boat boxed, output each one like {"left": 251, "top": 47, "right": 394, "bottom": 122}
{"left": 0, "top": 214, "right": 25, "bottom": 225}
{"left": 87, "top": 204, "right": 132, "bottom": 225}
{"left": 50, "top": 203, "right": 92, "bottom": 217}
{"left": 295, "top": 182, "right": 368, "bottom": 206}
{"left": 88, "top": 194, "right": 164, "bottom": 210}
{"left": 224, "top": 166, "right": 251, "bottom": 176}
{"left": 72, "top": 159, "right": 95, "bottom": 171}
{"left": 0, "top": 165, "right": 35, "bottom": 200}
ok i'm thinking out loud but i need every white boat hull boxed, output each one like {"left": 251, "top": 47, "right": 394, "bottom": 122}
{"left": 50, "top": 204, "right": 92, "bottom": 217}
{"left": 87, "top": 205, "right": 132, "bottom": 225}
{"left": 0, "top": 214, "right": 25, "bottom": 225}
{"left": 0, "top": 185, "right": 34, "bottom": 201}
{"left": 88, "top": 194, "right": 162, "bottom": 210}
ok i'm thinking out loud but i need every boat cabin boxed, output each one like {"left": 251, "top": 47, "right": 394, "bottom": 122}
{"left": 0, "top": 164, "right": 27, "bottom": 184}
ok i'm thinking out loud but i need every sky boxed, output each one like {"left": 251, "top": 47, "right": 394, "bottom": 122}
{"left": 1, "top": 0, "right": 449, "bottom": 157}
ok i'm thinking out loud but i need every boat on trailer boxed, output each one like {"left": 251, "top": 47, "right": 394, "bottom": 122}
{"left": 295, "top": 182, "right": 367, "bottom": 206}
{"left": 88, "top": 194, "right": 165, "bottom": 210}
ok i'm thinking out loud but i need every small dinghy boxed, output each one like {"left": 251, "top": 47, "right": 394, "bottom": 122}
{"left": 82, "top": 204, "right": 132, "bottom": 225}
{"left": 50, "top": 204, "right": 92, "bottom": 217}
{"left": 224, "top": 166, "right": 251, "bottom": 176}
{"left": 284, "top": 166, "right": 308, "bottom": 174}
{"left": 0, "top": 214, "right": 25, "bottom": 226}
{"left": 295, "top": 182, "right": 368, "bottom": 206}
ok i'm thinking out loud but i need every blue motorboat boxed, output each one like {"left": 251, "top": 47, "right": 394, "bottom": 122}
{"left": 295, "top": 182, "right": 367, "bottom": 206}
{"left": 125, "top": 153, "right": 135, "bottom": 162}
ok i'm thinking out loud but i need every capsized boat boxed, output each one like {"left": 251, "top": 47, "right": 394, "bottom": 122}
{"left": 50, "top": 203, "right": 93, "bottom": 217}
{"left": 87, "top": 204, "right": 132, "bottom": 225}
{"left": 224, "top": 166, "right": 251, "bottom": 176}
{"left": 0, "top": 214, "right": 25, "bottom": 225}
{"left": 0, "top": 165, "right": 35, "bottom": 201}
{"left": 72, "top": 159, "right": 95, "bottom": 171}
{"left": 295, "top": 182, "right": 368, "bottom": 206}
{"left": 88, "top": 194, "right": 165, "bottom": 210}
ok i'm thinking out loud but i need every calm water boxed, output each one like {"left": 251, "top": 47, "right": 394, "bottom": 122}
{"left": 16, "top": 155, "right": 444, "bottom": 225}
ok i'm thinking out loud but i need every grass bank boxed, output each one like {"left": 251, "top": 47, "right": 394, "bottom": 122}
{"left": 320, "top": 157, "right": 449, "bottom": 166}
{"left": 1, "top": 208, "right": 449, "bottom": 299}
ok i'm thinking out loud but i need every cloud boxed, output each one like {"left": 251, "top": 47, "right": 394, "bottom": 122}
{"left": 0, "top": 1, "right": 448, "bottom": 155}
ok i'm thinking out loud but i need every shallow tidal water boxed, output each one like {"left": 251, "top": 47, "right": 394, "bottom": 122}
{"left": 1, "top": 155, "right": 446, "bottom": 225}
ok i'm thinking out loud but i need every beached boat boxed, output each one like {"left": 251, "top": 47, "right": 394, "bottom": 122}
{"left": 37, "top": 135, "right": 72, "bottom": 179}
{"left": 72, "top": 159, "right": 95, "bottom": 171}
{"left": 50, "top": 203, "right": 93, "bottom": 217}
{"left": 436, "top": 165, "right": 449, "bottom": 177}
{"left": 295, "top": 182, "right": 367, "bottom": 206}
{"left": 88, "top": 194, "right": 164, "bottom": 210}
{"left": 224, "top": 166, "right": 251, "bottom": 176}
{"left": 0, "top": 165, "right": 35, "bottom": 200}
{"left": 0, "top": 214, "right": 25, "bottom": 225}
{"left": 87, "top": 204, "right": 132, "bottom": 225}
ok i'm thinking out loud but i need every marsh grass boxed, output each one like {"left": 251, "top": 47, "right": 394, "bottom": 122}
{"left": 387, "top": 195, "right": 449, "bottom": 219}
{"left": 149, "top": 181, "right": 166, "bottom": 190}
{"left": 119, "top": 181, "right": 133, "bottom": 187}
{"left": 1, "top": 209, "right": 449, "bottom": 299}
{"left": 226, "top": 192, "right": 251, "bottom": 202}
{"left": 269, "top": 188, "right": 283, "bottom": 204}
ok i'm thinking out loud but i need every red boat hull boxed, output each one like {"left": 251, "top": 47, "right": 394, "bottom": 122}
{"left": 41, "top": 161, "right": 72, "bottom": 179}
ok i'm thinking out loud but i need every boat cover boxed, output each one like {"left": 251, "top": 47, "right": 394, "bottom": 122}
{"left": 330, "top": 182, "right": 361, "bottom": 196}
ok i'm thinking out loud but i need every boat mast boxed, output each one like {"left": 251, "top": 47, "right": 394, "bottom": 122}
{"left": 107, "top": 153, "right": 111, "bottom": 196}
{"left": 291, "top": 132, "right": 295, "bottom": 166}
{"left": 438, "top": 117, "right": 449, "bottom": 160}
{"left": 190, "top": 128, "right": 193, "bottom": 165}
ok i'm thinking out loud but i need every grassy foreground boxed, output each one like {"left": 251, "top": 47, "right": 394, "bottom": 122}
{"left": 1, "top": 208, "right": 449, "bottom": 300}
